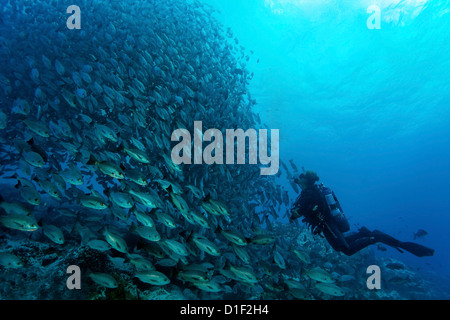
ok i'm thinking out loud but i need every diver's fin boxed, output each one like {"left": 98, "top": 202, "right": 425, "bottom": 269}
{"left": 372, "top": 229, "right": 435, "bottom": 257}
{"left": 371, "top": 230, "right": 402, "bottom": 247}
{"left": 394, "top": 247, "right": 404, "bottom": 254}
{"left": 399, "top": 242, "right": 435, "bottom": 257}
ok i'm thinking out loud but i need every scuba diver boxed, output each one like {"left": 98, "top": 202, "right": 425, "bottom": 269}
{"left": 290, "top": 170, "right": 434, "bottom": 257}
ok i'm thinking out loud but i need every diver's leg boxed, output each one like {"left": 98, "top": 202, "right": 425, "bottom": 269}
{"left": 341, "top": 227, "right": 434, "bottom": 257}
{"left": 369, "top": 230, "right": 402, "bottom": 247}
{"left": 338, "top": 227, "right": 383, "bottom": 256}
{"left": 340, "top": 237, "right": 374, "bottom": 256}
{"left": 344, "top": 227, "right": 371, "bottom": 242}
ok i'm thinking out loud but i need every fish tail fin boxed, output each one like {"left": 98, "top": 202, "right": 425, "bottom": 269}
{"left": 123, "top": 254, "right": 131, "bottom": 265}
{"left": 214, "top": 225, "right": 223, "bottom": 234}
{"left": 180, "top": 230, "right": 193, "bottom": 243}
{"left": 14, "top": 179, "right": 22, "bottom": 189}
{"left": 169, "top": 266, "right": 179, "bottom": 283}
{"left": 26, "top": 137, "right": 35, "bottom": 146}
{"left": 103, "top": 187, "right": 111, "bottom": 197}
{"left": 300, "top": 266, "right": 310, "bottom": 276}
{"left": 74, "top": 152, "right": 83, "bottom": 163}
{"left": 135, "top": 239, "right": 144, "bottom": 251}
{"left": 129, "top": 222, "right": 137, "bottom": 234}
{"left": 7, "top": 173, "right": 18, "bottom": 180}
{"left": 121, "top": 182, "right": 131, "bottom": 193}
{"left": 70, "top": 211, "right": 81, "bottom": 234}
{"left": 99, "top": 224, "right": 108, "bottom": 236}
{"left": 223, "top": 259, "right": 232, "bottom": 270}
{"left": 87, "top": 154, "right": 97, "bottom": 166}
{"left": 202, "top": 193, "right": 211, "bottom": 202}
{"left": 117, "top": 141, "right": 125, "bottom": 152}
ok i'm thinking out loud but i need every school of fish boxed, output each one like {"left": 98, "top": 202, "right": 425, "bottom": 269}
{"left": 0, "top": 0, "right": 440, "bottom": 300}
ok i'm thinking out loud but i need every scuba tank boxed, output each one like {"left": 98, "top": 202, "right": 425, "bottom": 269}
{"left": 323, "top": 189, "right": 341, "bottom": 217}
{"left": 321, "top": 186, "right": 350, "bottom": 233}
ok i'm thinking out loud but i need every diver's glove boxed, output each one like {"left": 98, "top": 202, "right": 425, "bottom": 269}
{"left": 290, "top": 208, "right": 301, "bottom": 223}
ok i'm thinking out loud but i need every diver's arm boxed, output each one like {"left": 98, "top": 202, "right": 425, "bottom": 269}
{"left": 290, "top": 197, "right": 302, "bottom": 221}
{"left": 290, "top": 193, "right": 307, "bottom": 221}
{"left": 290, "top": 189, "right": 318, "bottom": 221}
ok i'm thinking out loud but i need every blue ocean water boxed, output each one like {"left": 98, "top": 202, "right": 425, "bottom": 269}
{"left": 0, "top": 0, "right": 449, "bottom": 300}
{"left": 209, "top": 0, "right": 450, "bottom": 277}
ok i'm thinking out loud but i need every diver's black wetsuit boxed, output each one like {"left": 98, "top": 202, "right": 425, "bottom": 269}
{"left": 290, "top": 184, "right": 434, "bottom": 257}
